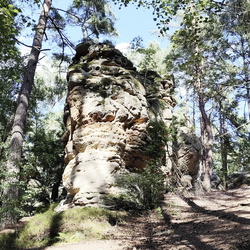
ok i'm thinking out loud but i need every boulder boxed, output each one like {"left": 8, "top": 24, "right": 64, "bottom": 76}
{"left": 228, "top": 172, "right": 250, "bottom": 188}
{"left": 174, "top": 126, "right": 202, "bottom": 177}
{"left": 172, "top": 126, "right": 202, "bottom": 191}
{"left": 211, "top": 172, "right": 222, "bottom": 189}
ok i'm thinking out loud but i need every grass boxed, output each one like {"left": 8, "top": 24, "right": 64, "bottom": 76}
{"left": 0, "top": 205, "right": 127, "bottom": 250}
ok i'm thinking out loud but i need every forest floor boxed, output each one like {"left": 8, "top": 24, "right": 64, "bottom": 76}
{"left": 45, "top": 186, "right": 250, "bottom": 250}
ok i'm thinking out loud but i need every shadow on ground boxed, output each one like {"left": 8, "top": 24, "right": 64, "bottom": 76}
{"left": 132, "top": 189, "right": 250, "bottom": 250}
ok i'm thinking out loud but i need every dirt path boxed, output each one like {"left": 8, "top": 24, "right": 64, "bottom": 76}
{"left": 46, "top": 186, "right": 250, "bottom": 250}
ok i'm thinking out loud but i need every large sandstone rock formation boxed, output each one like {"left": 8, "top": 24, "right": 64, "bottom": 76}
{"left": 60, "top": 41, "right": 174, "bottom": 208}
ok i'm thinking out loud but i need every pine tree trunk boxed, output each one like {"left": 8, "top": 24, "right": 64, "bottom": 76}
{"left": 2, "top": 0, "right": 52, "bottom": 228}
{"left": 247, "top": 85, "right": 250, "bottom": 120}
{"left": 198, "top": 91, "right": 213, "bottom": 192}
{"left": 219, "top": 100, "right": 228, "bottom": 187}
{"left": 192, "top": 87, "right": 196, "bottom": 130}
{"left": 240, "top": 37, "right": 250, "bottom": 120}
{"left": 196, "top": 56, "right": 213, "bottom": 192}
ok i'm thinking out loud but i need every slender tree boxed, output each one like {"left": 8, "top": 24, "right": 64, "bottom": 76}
{"left": 2, "top": 0, "right": 52, "bottom": 227}
{"left": 218, "top": 97, "right": 228, "bottom": 187}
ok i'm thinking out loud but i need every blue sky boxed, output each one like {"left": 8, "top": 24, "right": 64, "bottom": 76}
{"left": 50, "top": 0, "right": 170, "bottom": 50}
{"left": 110, "top": 3, "right": 170, "bottom": 47}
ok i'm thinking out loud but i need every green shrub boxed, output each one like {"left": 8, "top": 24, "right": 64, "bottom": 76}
{"left": 114, "top": 162, "right": 166, "bottom": 210}
{"left": 145, "top": 120, "right": 171, "bottom": 161}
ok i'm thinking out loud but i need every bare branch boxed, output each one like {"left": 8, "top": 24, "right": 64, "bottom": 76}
{"left": 14, "top": 38, "right": 50, "bottom": 52}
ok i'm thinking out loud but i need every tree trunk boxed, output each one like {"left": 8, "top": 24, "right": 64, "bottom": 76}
{"left": 2, "top": 0, "right": 52, "bottom": 228}
{"left": 239, "top": 36, "right": 250, "bottom": 120}
{"left": 188, "top": 0, "right": 213, "bottom": 192}
{"left": 185, "top": 87, "right": 190, "bottom": 127}
{"left": 192, "top": 86, "right": 196, "bottom": 130}
{"left": 247, "top": 84, "right": 250, "bottom": 120}
{"left": 219, "top": 99, "right": 228, "bottom": 187}
{"left": 196, "top": 55, "right": 213, "bottom": 192}
{"left": 198, "top": 91, "right": 213, "bottom": 192}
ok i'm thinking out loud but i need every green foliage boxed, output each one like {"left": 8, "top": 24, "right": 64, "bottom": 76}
{"left": 146, "top": 120, "right": 170, "bottom": 160}
{"left": 137, "top": 43, "right": 158, "bottom": 72}
{"left": 130, "top": 36, "right": 144, "bottom": 50}
{"left": 165, "top": 0, "right": 250, "bottom": 179}
{"left": 0, "top": 1, "right": 26, "bottom": 227}
{"left": 114, "top": 162, "right": 166, "bottom": 210}
{"left": 0, "top": 232, "right": 17, "bottom": 250}
{"left": 21, "top": 112, "right": 65, "bottom": 208}
{"left": 0, "top": 1, "right": 20, "bottom": 56}
{"left": 16, "top": 206, "right": 57, "bottom": 248}
{"left": 129, "top": 41, "right": 166, "bottom": 74}
{"left": 0, "top": 72, "right": 66, "bottom": 219}
{"left": 0, "top": 1, "right": 23, "bottom": 160}
{"left": 66, "top": 0, "right": 118, "bottom": 39}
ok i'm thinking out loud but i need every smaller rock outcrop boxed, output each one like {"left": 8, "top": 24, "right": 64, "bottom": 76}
{"left": 228, "top": 172, "right": 250, "bottom": 188}
{"left": 172, "top": 126, "right": 202, "bottom": 189}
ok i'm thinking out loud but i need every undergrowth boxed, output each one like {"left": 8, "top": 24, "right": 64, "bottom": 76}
{"left": 104, "top": 161, "right": 166, "bottom": 211}
{"left": 0, "top": 205, "right": 127, "bottom": 250}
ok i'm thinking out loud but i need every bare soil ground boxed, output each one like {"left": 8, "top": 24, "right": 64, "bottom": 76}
{"left": 46, "top": 186, "right": 250, "bottom": 250}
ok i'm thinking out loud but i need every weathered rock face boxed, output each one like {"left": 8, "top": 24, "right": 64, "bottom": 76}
{"left": 174, "top": 126, "right": 202, "bottom": 176}
{"left": 172, "top": 126, "right": 202, "bottom": 189}
{"left": 61, "top": 41, "right": 174, "bottom": 207}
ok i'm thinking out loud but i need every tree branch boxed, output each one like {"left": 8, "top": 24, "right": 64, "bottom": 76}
{"left": 52, "top": 7, "right": 82, "bottom": 23}
{"left": 14, "top": 38, "right": 50, "bottom": 52}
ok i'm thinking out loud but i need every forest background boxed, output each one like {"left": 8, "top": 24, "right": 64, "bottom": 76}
{"left": 0, "top": 0, "right": 250, "bottom": 228}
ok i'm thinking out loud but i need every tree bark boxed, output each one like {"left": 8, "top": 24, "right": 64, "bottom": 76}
{"left": 219, "top": 99, "right": 228, "bottom": 187}
{"left": 2, "top": 0, "right": 52, "bottom": 228}
{"left": 240, "top": 36, "right": 250, "bottom": 120}
{"left": 192, "top": 86, "right": 196, "bottom": 130}
{"left": 246, "top": 83, "right": 250, "bottom": 120}
{"left": 185, "top": 87, "right": 191, "bottom": 127}
{"left": 198, "top": 92, "right": 213, "bottom": 192}
{"left": 196, "top": 56, "right": 213, "bottom": 192}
